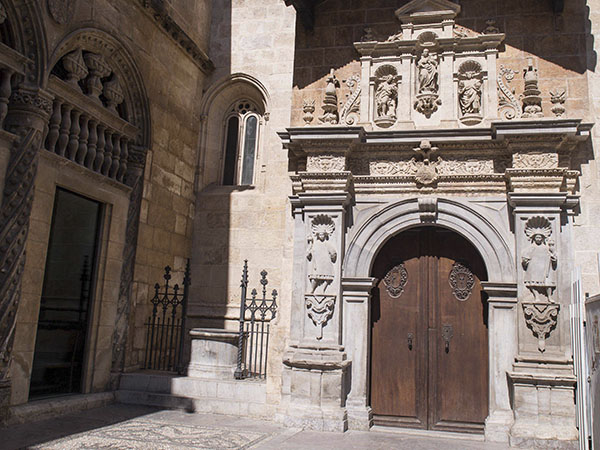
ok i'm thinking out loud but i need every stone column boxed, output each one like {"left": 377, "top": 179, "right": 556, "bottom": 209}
{"left": 0, "top": 87, "right": 53, "bottom": 420}
{"left": 342, "top": 277, "right": 376, "bottom": 431}
{"left": 481, "top": 282, "right": 518, "bottom": 444}
{"left": 507, "top": 192, "right": 578, "bottom": 447}
{"left": 279, "top": 191, "right": 352, "bottom": 432}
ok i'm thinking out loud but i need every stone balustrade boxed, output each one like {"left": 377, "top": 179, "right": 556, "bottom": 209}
{"left": 45, "top": 75, "right": 139, "bottom": 184}
{"left": 0, "top": 41, "right": 30, "bottom": 129}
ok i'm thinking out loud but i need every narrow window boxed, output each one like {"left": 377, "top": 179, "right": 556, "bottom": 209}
{"left": 222, "top": 116, "right": 239, "bottom": 186}
{"left": 240, "top": 115, "right": 258, "bottom": 185}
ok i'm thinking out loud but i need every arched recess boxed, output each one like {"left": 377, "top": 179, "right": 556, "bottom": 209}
{"left": 197, "top": 73, "right": 270, "bottom": 188}
{"left": 47, "top": 27, "right": 151, "bottom": 150}
{"left": 1, "top": 0, "right": 47, "bottom": 85}
{"left": 344, "top": 198, "right": 515, "bottom": 283}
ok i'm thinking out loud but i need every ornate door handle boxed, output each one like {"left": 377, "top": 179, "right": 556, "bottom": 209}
{"left": 442, "top": 324, "right": 453, "bottom": 353}
{"left": 407, "top": 333, "right": 414, "bottom": 351}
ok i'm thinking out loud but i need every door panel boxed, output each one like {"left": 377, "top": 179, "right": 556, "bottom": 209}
{"left": 370, "top": 227, "right": 488, "bottom": 432}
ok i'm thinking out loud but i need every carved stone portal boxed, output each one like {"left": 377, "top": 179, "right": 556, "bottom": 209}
{"left": 383, "top": 264, "right": 408, "bottom": 298}
{"left": 449, "top": 262, "right": 475, "bottom": 301}
{"left": 523, "top": 302, "right": 560, "bottom": 353}
{"left": 305, "top": 294, "right": 336, "bottom": 340}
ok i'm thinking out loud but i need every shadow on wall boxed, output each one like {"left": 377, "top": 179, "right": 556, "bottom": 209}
{"left": 292, "top": 0, "right": 596, "bottom": 89}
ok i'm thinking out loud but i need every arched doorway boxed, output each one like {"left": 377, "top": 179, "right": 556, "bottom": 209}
{"left": 369, "top": 226, "right": 489, "bottom": 433}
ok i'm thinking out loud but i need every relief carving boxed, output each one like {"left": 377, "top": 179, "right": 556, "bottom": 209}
{"left": 449, "top": 262, "right": 475, "bottom": 301}
{"left": 370, "top": 159, "right": 418, "bottom": 176}
{"left": 383, "top": 264, "right": 408, "bottom": 298}
{"left": 437, "top": 159, "right": 494, "bottom": 175}
{"left": 523, "top": 302, "right": 560, "bottom": 353}
{"left": 305, "top": 294, "right": 336, "bottom": 340}
{"left": 521, "top": 58, "right": 543, "bottom": 118}
{"left": 306, "top": 215, "right": 337, "bottom": 294}
{"left": 306, "top": 155, "right": 345, "bottom": 172}
{"left": 374, "top": 66, "right": 399, "bottom": 128}
{"left": 414, "top": 48, "right": 442, "bottom": 118}
{"left": 498, "top": 65, "right": 521, "bottom": 120}
{"left": 319, "top": 69, "right": 340, "bottom": 125}
{"left": 340, "top": 75, "right": 361, "bottom": 126}
{"left": 302, "top": 99, "right": 315, "bottom": 125}
{"left": 513, "top": 153, "right": 558, "bottom": 169}
{"left": 305, "top": 214, "right": 338, "bottom": 340}
{"left": 457, "top": 61, "right": 483, "bottom": 126}
{"left": 413, "top": 140, "right": 439, "bottom": 186}
{"left": 522, "top": 216, "right": 557, "bottom": 303}
{"left": 550, "top": 88, "right": 566, "bottom": 117}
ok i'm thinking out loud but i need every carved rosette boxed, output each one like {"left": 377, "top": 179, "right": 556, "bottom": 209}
{"left": 449, "top": 262, "right": 475, "bottom": 301}
{"left": 522, "top": 302, "right": 560, "bottom": 353}
{"left": 383, "top": 264, "right": 408, "bottom": 298}
{"left": 305, "top": 294, "right": 336, "bottom": 340}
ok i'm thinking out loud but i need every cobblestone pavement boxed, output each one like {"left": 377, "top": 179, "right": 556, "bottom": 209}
{"left": 1, "top": 403, "right": 510, "bottom": 450}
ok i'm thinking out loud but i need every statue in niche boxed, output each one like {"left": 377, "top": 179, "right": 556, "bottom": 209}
{"left": 521, "top": 216, "right": 558, "bottom": 302}
{"left": 458, "top": 70, "right": 483, "bottom": 115}
{"left": 375, "top": 74, "right": 398, "bottom": 119}
{"left": 306, "top": 215, "right": 337, "bottom": 294}
{"left": 417, "top": 49, "right": 439, "bottom": 94}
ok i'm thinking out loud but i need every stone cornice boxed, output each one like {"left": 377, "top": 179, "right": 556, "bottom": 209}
{"left": 137, "top": 0, "right": 214, "bottom": 74}
{"left": 280, "top": 120, "right": 593, "bottom": 151}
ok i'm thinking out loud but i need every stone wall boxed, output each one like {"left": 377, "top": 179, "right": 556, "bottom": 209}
{"left": 190, "top": 0, "right": 297, "bottom": 406}
{"left": 8, "top": 0, "right": 211, "bottom": 404}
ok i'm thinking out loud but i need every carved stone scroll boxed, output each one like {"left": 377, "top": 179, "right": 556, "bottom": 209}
{"left": 522, "top": 302, "right": 560, "bottom": 353}
{"left": 449, "top": 262, "right": 475, "bottom": 301}
{"left": 340, "top": 75, "right": 361, "bottom": 126}
{"left": 498, "top": 65, "right": 521, "bottom": 120}
{"left": 383, "top": 264, "right": 408, "bottom": 298}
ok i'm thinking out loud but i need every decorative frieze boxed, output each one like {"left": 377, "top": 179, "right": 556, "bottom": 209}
{"left": 306, "top": 154, "right": 345, "bottom": 172}
{"left": 513, "top": 153, "right": 559, "bottom": 169}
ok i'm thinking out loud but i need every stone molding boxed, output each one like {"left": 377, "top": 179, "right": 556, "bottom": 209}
{"left": 137, "top": 0, "right": 214, "bottom": 74}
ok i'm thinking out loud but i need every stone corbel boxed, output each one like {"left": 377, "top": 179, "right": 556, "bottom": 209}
{"left": 418, "top": 196, "right": 437, "bottom": 222}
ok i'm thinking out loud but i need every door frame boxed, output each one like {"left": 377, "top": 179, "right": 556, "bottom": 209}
{"left": 341, "top": 198, "right": 518, "bottom": 441}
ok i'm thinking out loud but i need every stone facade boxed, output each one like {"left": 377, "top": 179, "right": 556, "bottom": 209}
{"left": 0, "top": 0, "right": 599, "bottom": 448}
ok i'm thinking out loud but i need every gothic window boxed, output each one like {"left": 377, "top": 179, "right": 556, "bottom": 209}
{"left": 222, "top": 100, "right": 260, "bottom": 186}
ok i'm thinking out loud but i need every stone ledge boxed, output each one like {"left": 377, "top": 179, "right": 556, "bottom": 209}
{"left": 5, "top": 392, "right": 114, "bottom": 425}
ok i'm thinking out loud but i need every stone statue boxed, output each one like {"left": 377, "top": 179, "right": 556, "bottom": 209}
{"left": 306, "top": 215, "right": 337, "bottom": 294}
{"left": 458, "top": 71, "right": 482, "bottom": 115}
{"left": 417, "top": 49, "right": 439, "bottom": 94}
{"left": 375, "top": 74, "right": 398, "bottom": 119}
{"left": 521, "top": 216, "right": 557, "bottom": 302}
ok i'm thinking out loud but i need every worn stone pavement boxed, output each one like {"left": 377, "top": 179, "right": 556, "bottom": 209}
{"left": 0, "top": 403, "right": 510, "bottom": 450}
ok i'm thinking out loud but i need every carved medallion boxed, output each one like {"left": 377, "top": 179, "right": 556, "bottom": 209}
{"left": 383, "top": 264, "right": 408, "bottom": 298}
{"left": 48, "top": 0, "right": 76, "bottom": 25}
{"left": 449, "top": 262, "right": 475, "bottom": 301}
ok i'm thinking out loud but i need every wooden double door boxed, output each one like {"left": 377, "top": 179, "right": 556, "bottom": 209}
{"left": 370, "top": 227, "right": 489, "bottom": 433}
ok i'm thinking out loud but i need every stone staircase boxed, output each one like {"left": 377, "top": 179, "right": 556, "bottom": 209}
{"left": 116, "top": 371, "right": 269, "bottom": 418}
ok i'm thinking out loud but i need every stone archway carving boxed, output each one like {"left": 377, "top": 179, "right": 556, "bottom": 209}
{"left": 344, "top": 198, "right": 515, "bottom": 282}
{"left": 342, "top": 197, "right": 517, "bottom": 434}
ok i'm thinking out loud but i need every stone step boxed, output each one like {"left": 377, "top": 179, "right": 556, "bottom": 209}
{"left": 116, "top": 372, "right": 269, "bottom": 418}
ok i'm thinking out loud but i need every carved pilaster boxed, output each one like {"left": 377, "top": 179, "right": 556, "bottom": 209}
{"left": 111, "top": 145, "right": 147, "bottom": 378}
{"left": 0, "top": 87, "right": 52, "bottom": 417}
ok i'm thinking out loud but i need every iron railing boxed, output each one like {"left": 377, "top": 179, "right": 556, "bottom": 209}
{"left": 143, "top": 260, "right": 190, "bottom": 374}
{"left": 234, "top": 261, "right": 278, "bottom": 380}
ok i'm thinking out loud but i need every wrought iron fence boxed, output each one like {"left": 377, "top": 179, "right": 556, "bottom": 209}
{"left": 143, "top": 260, "right": 190, "bottom": 374}
{"left": 234, "top": 261, "right": 278, "bottom": 380}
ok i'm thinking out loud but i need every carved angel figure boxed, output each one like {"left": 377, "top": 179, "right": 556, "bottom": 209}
{"left": 306, "top": 215, "right": 337, "bottom": 294}
{"left": 417, "top": 49, "right": 439, "bottom": 94}
{"left": 458, "top": 71, "right": 483, "bottom": 115}
{"left": 521, "top": 216, "right": 557, "bottom": 302}
{"left": 375, "top": 74, "right": 398, "bottom": 118}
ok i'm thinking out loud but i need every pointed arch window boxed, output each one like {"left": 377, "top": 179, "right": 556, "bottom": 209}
{"left": 222, "top": 101, "right": 261, "bottom": 186}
